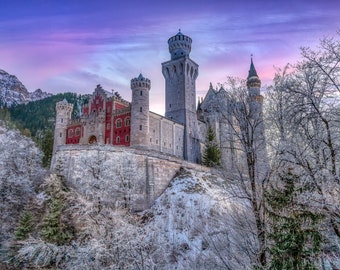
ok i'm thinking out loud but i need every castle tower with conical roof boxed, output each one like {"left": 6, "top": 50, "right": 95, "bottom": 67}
{"left": 162, "top": 30, "right": 200, "bottom": 162}
{"left": 246, "top": 57, "right": 268, "bottom": 172}
{"left": 130, "top": 74, "right": 151, "bottom": 147}
{"left": 247, "top": 57, "right": 264, "bottom": 118}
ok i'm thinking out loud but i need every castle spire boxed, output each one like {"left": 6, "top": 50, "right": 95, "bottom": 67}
{"left": 247, "top": 56, "right": 261, "bottom": 88}
{"left": 248, "top": 55, "right": 258, "bottom": 79}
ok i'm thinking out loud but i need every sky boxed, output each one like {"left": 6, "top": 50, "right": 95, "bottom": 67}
{"left": 0, "top": 0, "right": 339, "bottom": 114}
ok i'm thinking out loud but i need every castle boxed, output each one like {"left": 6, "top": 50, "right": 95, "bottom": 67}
{"left": 53, "top": 31, "right": 264, "bottom": 167}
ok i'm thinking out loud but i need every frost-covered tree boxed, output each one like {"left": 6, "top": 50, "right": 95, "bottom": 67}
{"left": 202, "top": 127, "right": 221, "bottom": 167}
{"left": 220, "top": 77, "right": 269, "bottom": 267}
{"left": 0, "top": 126, "right": 46, "bottom": 266}
{"left": 265, "top": 32, "right": 340, "bottom": 268}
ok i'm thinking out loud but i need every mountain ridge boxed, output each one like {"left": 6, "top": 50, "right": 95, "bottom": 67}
{"left": 0, "top": 69, "right": 52, "bottom": 107}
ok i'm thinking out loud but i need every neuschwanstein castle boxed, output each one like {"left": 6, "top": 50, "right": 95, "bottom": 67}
{"left": 53, "top": 31, "right": 264, "bottom": 166}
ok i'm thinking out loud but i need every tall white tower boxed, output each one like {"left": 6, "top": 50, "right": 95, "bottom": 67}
{"left": 247, "top": 57, "right": 263, "bottom": 120}
{"left": 247, "top": 58, "right": 268, "bottom": 173}
{"left": 53, "top": 99, "right": 73, "bottom": 152}
{"left": 130, "top": 74, "right": 151, "bottom": 147}
{"left": 162, "top": 31, "right": 200, "bottom": 163}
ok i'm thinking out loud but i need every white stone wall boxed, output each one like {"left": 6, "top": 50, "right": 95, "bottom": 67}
{"left": 149, "top": 112, "right": 184, "bottom": 159}
{"left": 51, "top": 145, "right": 211, "bottom": 211}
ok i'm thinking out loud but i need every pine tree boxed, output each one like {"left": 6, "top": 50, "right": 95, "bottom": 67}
{"left": 202, "top": 127, "right": 221, "bottom": 167}
{"left": 41, "top": 198, "right": 72, "bottom": 245}
{"left": 41, "top": 129, "right": 54, "bottom": 167}
{"left": 14, "top": 211, "right": 34, "bottom": 240}
{"left": 266, "top": 170, "right": 323, "bottom": 270}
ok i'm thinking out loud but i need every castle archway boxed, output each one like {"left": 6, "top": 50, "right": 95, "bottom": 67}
{"left": 88, "top": 135, "right": 97, "bottom": 144}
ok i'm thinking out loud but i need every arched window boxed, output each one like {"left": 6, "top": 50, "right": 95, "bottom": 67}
{"left": 68, "top": 129, "right": 73, "bottom": 138}
{"left": 89, "top": 135, "right": 97, "bottom": 144}
{"left": 75, "top": 127, "right": 81, "bottom": 136}
{"left": 116, "top": 136, "right": 120, "bottom": 143}
{"left": 125, "top": 135, "right": 129, "bottom": 142}
{"left": 116, "top": 119, "right": 122, "bottom": 128}
{"left": 125, "top": 117, "right": 130, "bottom": 126}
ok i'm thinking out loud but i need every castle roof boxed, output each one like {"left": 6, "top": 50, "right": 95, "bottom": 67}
{"left": 247, "top": 57, "right": 261, "bottom": 88}
{"left": 248, "top": 57, "right": 259, "bottom": 79}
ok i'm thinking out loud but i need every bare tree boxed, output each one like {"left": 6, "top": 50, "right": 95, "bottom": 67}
{"left": 219, "top": 77, "right": 270, "bottom": 268}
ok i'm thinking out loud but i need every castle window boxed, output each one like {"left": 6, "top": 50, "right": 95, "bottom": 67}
{"left": 140, "top": 90, "right": 143, "bottom": 96}
{"left": 125, "top": 135, "right": 129, "bottom": 142}
{"left": 75, "top": 128, "right": 81, "bottom": 136}
{"left": 125, "top": 117, "right": 130, "bottom": 126}
{"left": 60, "top": 132, "right": 62, "bottom": 138}
{"left": 68, "top": 129, "right": 73, "bottom": 138}
{"left": 150, "top": 138, "right": 152, "bottom": 142}
{"left": 61, "top": 118, "right": 63, "bottom": 123}
{"left": 156, "top": 139, "right": 158, "bottom": 144}
{"left": 116, "top": 119, "right": 122, "bottom": 128}
{"left": 139, "top": 125, "right": 142, "bottom": 131}
{"left": 116, "top": 136, "right": 120, "bottom": 143}
{"left": 106, "top": 123, "right": 111, "bottom": 130}
{"left": 169, "top": 104, "right": 171, "bottom": 108}
{"left": 140, "top": 107, "right": 142, "bottom": 112}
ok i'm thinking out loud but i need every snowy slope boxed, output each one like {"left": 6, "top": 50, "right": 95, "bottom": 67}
{"left": 142, "top": 168, "right": 254, "bottom": 269}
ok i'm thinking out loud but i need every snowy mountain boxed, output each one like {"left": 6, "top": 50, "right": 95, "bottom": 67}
{"left": 0, "top": 69, "right": 51, "bottom": 107}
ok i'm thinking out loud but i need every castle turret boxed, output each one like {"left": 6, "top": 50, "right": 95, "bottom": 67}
{"left": 247, "top": 57, "right": 264, "bottom": 116}
{"left": 247, "top": 57, "right": 262, "bottom": 97}
{"left": 53, "top": 99, "right": 73, "bottom": 152}
{"left": 162, "top": 31, "right": 200, "bottom": 163}
{"left": 130, "top": 74, "right": 150, "bottom": 147}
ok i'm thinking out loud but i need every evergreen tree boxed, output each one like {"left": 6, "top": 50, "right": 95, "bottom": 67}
{"left": 41, "top": 129, "right": 54, "bottom": 167}
{"left": 14, "top": 211, "right": 34, "bottom": 240}
{"left": 202, "top": 127, "right": 221, "bottom": 167}
{"left": 266, "top": 170, "right": 323, "bottom": 270}
{"left": 41, "top": 198, "right": 72, "bottom": 245}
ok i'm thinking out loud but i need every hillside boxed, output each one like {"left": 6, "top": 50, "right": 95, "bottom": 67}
{"left": 0, "top": 124, "right": 252, "bottom": 269}
{"left": 8, "top": 92, "right": 86, "bottom": 137}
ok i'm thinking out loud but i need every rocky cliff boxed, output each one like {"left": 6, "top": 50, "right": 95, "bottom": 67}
{"left": 0, "top": 69, "right": 51, "bottom": 107}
